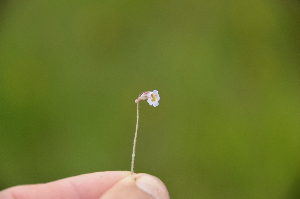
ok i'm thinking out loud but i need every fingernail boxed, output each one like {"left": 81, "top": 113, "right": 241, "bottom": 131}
{"left": 134, "top": 174, "right": 169, "bottom": 199}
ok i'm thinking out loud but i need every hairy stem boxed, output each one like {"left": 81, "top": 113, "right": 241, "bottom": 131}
{"left": 131, "top": 102, "right": 139, "bottom": 175}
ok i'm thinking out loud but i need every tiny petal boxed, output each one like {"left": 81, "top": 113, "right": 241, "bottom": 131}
{"left": 152, "top": 101, "right": 159, "bottom": 107}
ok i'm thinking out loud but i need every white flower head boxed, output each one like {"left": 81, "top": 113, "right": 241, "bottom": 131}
{"left": 134, "top": 90, "right": 160, "bottom": 107}
{"left": 147, "top": 90, "right": 160, "bottom": 107}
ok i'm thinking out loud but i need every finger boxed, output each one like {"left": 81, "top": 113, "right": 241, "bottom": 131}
{"left": 0, "top": 171, "right": 130, "bottom": 199}
{"left": 100, "top": 173, "right": 169, "bottom": 199}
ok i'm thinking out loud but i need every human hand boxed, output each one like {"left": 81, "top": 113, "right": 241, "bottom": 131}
{"left": 0, "top": 171, "right": 169, "bottom": 199}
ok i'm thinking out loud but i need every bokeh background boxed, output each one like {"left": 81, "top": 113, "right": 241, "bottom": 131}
{"left": 1, "top": 0, "right": 300, "bottom": 198}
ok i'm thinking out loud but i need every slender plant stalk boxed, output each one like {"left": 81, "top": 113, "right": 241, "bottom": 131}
{"left": 131, "top": 102, "right": 139, "bottom": 175}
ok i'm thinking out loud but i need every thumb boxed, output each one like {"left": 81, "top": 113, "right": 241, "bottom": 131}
{"left": 100, "top": 173, "right": 169, "bottom": 199}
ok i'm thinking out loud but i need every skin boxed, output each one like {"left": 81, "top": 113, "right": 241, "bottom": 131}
{"left": 0, "top": 171, "right": 169, "bottom": 199}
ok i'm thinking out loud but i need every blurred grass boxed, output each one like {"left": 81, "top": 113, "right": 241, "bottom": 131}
{"left": 1, "top": 0, "right": 300, "bottom": 198}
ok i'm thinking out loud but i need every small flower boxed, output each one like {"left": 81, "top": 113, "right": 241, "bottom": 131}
{"left": 134, "top": 90, "right": 160, "bottom": 107}
{"left": 131, "top": 90, "right": 160, "bottom": 174}
{"left": 147, "top": 90, "right": 160, "bottom": 107}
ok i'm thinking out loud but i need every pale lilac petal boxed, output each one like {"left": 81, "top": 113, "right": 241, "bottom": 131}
{"left": 147, "top": 98, "right": 153, "bottom": 105}
{"left": 156, "top": 95, "right": 160, "bottom": 101}
{"left": 152, "top": 101, "right": 159, "bottom": 107}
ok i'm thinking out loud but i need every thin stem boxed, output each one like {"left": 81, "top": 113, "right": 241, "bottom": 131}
{"left": 131, "top": 102, "right": 139, "bottom": 175}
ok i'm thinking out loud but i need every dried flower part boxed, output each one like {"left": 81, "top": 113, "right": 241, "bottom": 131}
{"left": 134, "top": 90, "right": 160, "bottom": 107}
{"left": 134, "top": 91, "right": 151, "bottom": 103}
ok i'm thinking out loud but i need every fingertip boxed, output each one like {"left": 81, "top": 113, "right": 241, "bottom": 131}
{"left": 134, "top": 174, "right": 170, "bottom": 199}
{"left": 100, "top": 173, "right": 169, "bottom": 199}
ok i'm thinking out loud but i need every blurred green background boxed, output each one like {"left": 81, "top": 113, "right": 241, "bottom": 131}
{"left": 1, "top": 0, "right": 300, "bottom": 198}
